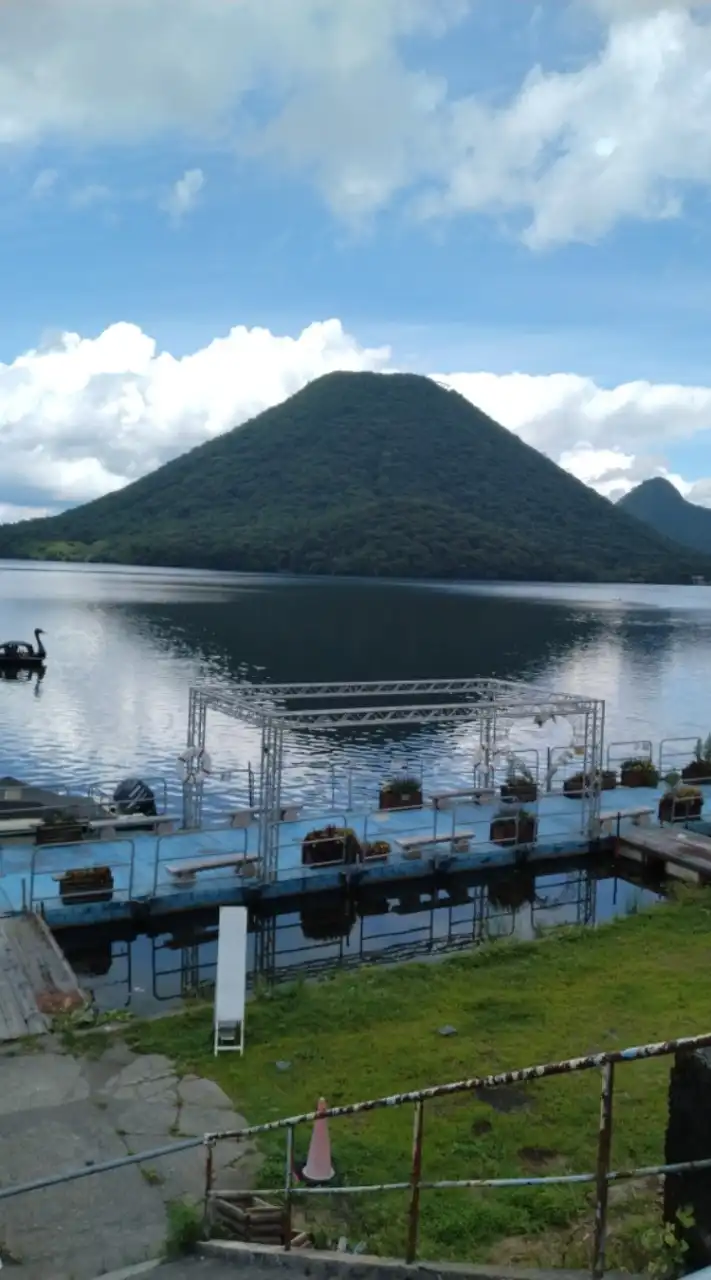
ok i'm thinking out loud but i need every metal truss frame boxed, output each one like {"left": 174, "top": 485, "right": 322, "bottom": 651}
{"left": 183, "top": 678, "right": 606, "bottom": 878}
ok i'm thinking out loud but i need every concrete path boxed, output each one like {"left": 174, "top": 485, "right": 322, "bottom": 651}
{"left": 0, "top": 1035, "right": 261, "bottom": 1280}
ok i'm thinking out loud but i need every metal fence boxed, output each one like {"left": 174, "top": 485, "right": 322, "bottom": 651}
{"left": 202, "top": 1030, "right": 711, "bottom": 1278}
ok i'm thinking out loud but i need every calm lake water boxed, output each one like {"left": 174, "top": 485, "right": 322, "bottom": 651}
{"left": 3, "top": 560, "right": 705, "bottom": 1009}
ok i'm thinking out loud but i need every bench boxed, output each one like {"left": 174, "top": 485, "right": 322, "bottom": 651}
{"left": 228, "top": 805, "right": 301, "bottom": 828}
{"left": 0, "top": 817, "right": 44, "bottom": 836}
{"left": 87, "top": 815, "right": 177, "bottom": 838}
{"left": 432, "top": 789, "right": 495, "bottom": 810}
{"left": 166, "top": 853, "right": 259, "bottom": 884}
{"left": 597, "top": 806, "right": 655, "bottom": 833}
{"left": 398, "top": 830, "right": 474, "bottom": 859}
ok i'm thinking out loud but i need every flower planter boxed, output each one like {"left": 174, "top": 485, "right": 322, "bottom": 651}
{"left": 620, "top": 763, "right": 659, "bottom": 789}
{"left": 302, "top": 826, "right": 362, "bottom": 867}
{"left": 500, "top": 780, "right": 538, "bottom": 804}
{"left": 38, "top": 819, "right": 86, "bottom": 846}
{"left": 564, "top": 771, "right": 617, "bottom": 799}
{"left": 361, "top": 840, "right": 390, "bottom": 863}
{"left": 681, "top": 760, "right": 711, "bottom": 784}
{"left": 490, "top": 816, "right": 538, "bottom": 847}
{"left": 379, "top": 785, "right": 423, "bottom": 811}
{"left": 658, "top": 795, "right": 703, "bottom": 824}
{"left": 59, "top": 866, "right": 114, "bottom": 904}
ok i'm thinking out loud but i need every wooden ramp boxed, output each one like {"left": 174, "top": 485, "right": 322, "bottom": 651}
{"left": 618, "top": 826, "right": 711, "bottom": 883}
{"left": 0, "top": 912, "right": 86, "bottom": 1043}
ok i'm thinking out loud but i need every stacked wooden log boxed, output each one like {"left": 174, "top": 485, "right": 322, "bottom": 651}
{"left": 208, "top": 1191, "right": 305, "bottom": 1246}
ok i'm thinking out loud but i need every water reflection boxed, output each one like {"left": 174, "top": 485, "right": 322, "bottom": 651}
{"left": 58, "top": 855, "right": 660, "bottom": 1016}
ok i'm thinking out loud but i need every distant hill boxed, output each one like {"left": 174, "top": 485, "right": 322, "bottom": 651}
{"left": 0, "top": 372, "right": 708, "bottom": 582}
{"left": 619, "top": 478, "right": 711, "bottom": 557}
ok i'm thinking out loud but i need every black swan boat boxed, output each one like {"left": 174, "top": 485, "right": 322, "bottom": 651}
{"left": 0, "top": 628, "right": 46, "bottom": 671}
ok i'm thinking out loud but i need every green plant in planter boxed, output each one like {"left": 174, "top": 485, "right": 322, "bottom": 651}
{"left": 361, "top": 840, "right": 390, "bottom": 862}
{"left": 379, "top": 775, "right": 423, "bottom": 810}
{"left": 501, "top": 764, "right": 538, "bottom": 803}
{"left": 37, "top": 808, "right": 87, "bottom": 845}
{"left": 620, "top": 757, "right": 660, "bottom": 788}
{"left": 562, "top": 770, "right": 608, "bottom": 798}
{"left": 302, "top": 825, "right": 362, "bottom": 866}
{"left": 490, "top": 805, "right": 537, "bottom": 847}
{"left": 681, "top": 736, "right": 711, "bottom": 783}
{"left": 658, "top": 783, "right": 703, "bottom": 824}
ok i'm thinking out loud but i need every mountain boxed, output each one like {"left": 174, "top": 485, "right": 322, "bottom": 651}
{"left": 0, "top": 372, "right": 708, "bottom": 582}
{"left": 618, "top": 478, "right": 711, "bottom": 557}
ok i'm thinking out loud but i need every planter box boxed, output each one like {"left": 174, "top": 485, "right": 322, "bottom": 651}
{"left": 564, "top": 772, "right": 617, "bottom": 799}
{"left": 59, "top": 866, "right": 114, "bottom": 904}
{"left": 682, "top": 761, "right": 711, "bottom": 784}
{"left": 501, "top": 781, "right": 538, "bottom": 804}
{"left": 361, "top": 841, "right": 390, "bottom": 863}
{"left": 620, "top": 765, "right": 659, "bottom": 789}
{"left": 658, "top": 795, "right": 703, "bottom": 824}
{"left": 38, "top": 821, "right": 86, "bottom": 846}
{"left": 379, "top": 787, "right": 423, "bottom": 811}
{"left": 302, "top": 826, "right": 361, "bottom": 867}
{"left": 490, "top": 817, "right": 538, "bottom": 847}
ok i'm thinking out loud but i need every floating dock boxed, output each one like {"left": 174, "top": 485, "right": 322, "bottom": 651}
{"left": 1, "top": 676, "right": 710, "bottom": 932}
{"left": 618, "top": 825, "right": 711, "bottom": 884}
{"left": 0, "top": 913, "right": 86, "bottom": 1042}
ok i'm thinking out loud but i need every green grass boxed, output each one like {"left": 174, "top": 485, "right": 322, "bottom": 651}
{"left": 125, "top": 890, "right": 711, "bottom": 1266}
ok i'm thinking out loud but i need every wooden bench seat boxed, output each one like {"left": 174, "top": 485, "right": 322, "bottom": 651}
{"left": 0, "top": 817, "right": 44, "bottom": 835}
{"left": 398, "top": 830, "right": 474, "bottom": 859}
{"left": 432, "top": 789, "right": 495, "bottom": 810}
{"left": 87, "top": 815, "right": 177, "bottom": 837}
{"left": 166, "top": 854, "right": 259, "bottom": 883}
{"left": 229, "top": 805, "right": 301, "bottom": 828}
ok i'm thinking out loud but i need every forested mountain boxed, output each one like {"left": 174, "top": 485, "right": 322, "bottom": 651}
{"left": 0, "top": 372, "right": 707, "bottom": 582}
{"left": 619, "top": 478, "right": 711, "bottom": 556}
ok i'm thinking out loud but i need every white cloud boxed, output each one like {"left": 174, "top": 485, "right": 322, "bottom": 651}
{"left": 30, "top": 168, "right": 57, "bottom": 198}
{"left": 1, "top": 0, "right": 711, "bottom": 244}
{"left": 161, "top": 168, "right": 205, "bottom": 222}
{"left": 69, "top": 182, "right": 111, "bottom": 209}
{"left": 1, "top": 316, "right": 711, "bottom": 516}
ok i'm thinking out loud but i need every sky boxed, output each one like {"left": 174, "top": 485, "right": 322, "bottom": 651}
{"left": 1, "top": 0, "right": 711, "bottom": 523}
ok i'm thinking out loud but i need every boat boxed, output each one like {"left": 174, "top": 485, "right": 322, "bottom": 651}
{"left": 0, "top": 628, "right": 46, "bottom": 671}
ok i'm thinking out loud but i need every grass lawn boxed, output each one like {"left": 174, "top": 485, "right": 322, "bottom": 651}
{"left": 124, "top": 889, "right": 711, "bottom": 1268}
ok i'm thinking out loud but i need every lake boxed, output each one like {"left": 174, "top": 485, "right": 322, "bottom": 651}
{"left": 3, "top": 562, "right": 711, "bottom": 791}
{"left": 2, "top": 561, "right": 707, "bottom": 1009}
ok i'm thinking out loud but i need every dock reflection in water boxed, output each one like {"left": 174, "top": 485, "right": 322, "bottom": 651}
{"left": 57, "top": 854, "right": 661, "bottom": 1016}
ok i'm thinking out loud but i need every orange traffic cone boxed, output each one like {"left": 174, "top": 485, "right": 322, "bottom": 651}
{"left": 302, "top": 1097, "right": 335, "bottom": 1183}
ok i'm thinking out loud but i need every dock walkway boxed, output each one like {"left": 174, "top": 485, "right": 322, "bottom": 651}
{"left": 618, "top": 825, "right": 711, "bottom": 883}
{"left": 0, "top": 912, "right": 85, "bottom": 1042}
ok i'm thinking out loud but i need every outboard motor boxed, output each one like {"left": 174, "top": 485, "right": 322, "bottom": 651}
{"left": 113, "top": 777, "right": 157, "bottom": 818}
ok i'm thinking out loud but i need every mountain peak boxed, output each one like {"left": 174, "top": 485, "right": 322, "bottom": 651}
{"left": 619, "top": 478, "right": 711, "bottom": 555}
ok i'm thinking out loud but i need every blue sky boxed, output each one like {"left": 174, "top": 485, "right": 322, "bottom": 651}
{"left": 1, "top": 0, "right": 711, "bottom": 520}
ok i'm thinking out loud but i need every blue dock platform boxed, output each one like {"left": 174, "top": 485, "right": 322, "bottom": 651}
{"left": 0, "top": 782, "right": 700, "bottom": 931}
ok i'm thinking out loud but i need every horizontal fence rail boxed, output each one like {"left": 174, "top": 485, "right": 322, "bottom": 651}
{"left": 2, "top": 1031, "right": 711, "bottom": 1280}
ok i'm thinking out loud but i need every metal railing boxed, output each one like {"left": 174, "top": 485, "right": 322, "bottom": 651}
{"left": 203, "top": 1030, "right": 711, "bottom": 1278}
{"left": 1, "top": 1031, "right": 710, "bottom": 1279}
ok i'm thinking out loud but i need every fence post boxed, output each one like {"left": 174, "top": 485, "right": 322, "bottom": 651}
{"left": 202, "top": 1138, "right": 215, "bottom": 1233}
{"left": 591, "top": 1062, "right": 615, "bottom": 1279}
{"left": 406, "top": 1100, "right": 425, "bottom": 1264}
{"left": 284, "top": 1124, "right": 295, "bottom": 1250}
